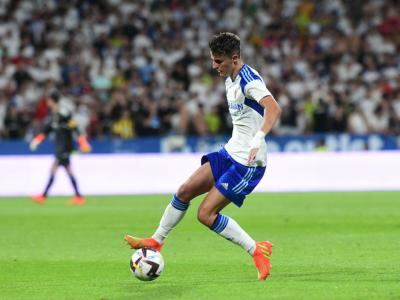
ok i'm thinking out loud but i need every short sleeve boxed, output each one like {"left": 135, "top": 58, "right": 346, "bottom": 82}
{"left": 244, "top": 80, "right": 272, "bottom": 103}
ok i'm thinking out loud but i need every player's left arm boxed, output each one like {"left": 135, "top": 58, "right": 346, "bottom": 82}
{"left": 78, "top": 134, "right": 91, "bottom": 153}
{"left": 69, "top": 119, "right": 92, "bottom": 153}
{"left": 248, "top": 95, "right": 281, "bottom": 164}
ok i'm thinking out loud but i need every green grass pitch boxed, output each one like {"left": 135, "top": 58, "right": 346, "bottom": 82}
{"left": 1, "top": 192, "right": 400, "bottom": 300}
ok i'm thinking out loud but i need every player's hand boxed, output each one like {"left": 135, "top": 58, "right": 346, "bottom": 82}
{"left": 78, "top": 135, "right": 91, "bottom": 153}
{"left": 29, "top": 134, "right": 45, "bottom": 151}
{"left": 79, "top": 143, "right": 92, "bottom": 153}
{"left": 29, "top": 140, "right": 39, "bottom": 151}
{"left": 247, "top": 131, "right": 266, "bottom": 165}
{"left": 247, "top": 148, "right": 259, "bottom": 165}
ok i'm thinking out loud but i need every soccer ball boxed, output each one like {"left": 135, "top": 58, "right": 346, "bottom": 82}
{"left": 130, "top": 248, "right": 164, "bottom": 281}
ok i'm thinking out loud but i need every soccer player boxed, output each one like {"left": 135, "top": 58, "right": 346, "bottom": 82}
{"left": 30, "top": 92, "right": 91, "bottom": 205}
{"left": 125, "top": 32, "right": 281, "bottom": 280}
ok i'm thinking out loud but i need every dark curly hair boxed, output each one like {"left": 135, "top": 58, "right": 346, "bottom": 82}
{"left": 209, "top": 32, "right": 241, "bottom": 57}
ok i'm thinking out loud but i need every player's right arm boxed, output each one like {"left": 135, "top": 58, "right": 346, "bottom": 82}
{"left": 242, "top": 75, "right": 281, "bottom": 164}
{"left": 29, "top": 119, "right": 52, "bottom": 151}
{"left": 255, "top": 95, "right": 281, "bottom": 137}
{"left": 247, "top": 95, "right": 281, "bottom": 164}
{"left": 29, "top": 133, "right": 46, "bottom": 151}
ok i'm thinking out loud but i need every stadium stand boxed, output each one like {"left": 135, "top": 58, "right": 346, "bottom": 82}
{"left": 0, "top": 0, "right": 399, "bottom": 140}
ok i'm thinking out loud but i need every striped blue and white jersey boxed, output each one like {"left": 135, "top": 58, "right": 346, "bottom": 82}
{"left": 224, "top": 64, "right": 272, "bottom": 167}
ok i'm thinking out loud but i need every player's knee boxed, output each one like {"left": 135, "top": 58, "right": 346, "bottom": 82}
{"left": 197, "top": 207, "right": 214, "bottom": 227}
{"left": 176, "top": 183, "right": 193, "bottom": 202}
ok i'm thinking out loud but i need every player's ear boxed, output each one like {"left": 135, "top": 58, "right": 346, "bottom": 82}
{"left": 232, "top": 54, "right": 239, "bottom": 64}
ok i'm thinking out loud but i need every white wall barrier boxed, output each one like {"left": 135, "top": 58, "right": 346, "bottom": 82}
{"left": 0, "top": 151, "right": 399, "bottom": 196}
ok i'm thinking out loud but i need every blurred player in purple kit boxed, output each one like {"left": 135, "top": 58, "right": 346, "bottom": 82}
{"left": 30, "top": 92, "right": 91, "bottom": 205}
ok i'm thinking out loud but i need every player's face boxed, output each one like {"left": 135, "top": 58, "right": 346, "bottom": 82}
{"left": 47, "top": 99, "right": 57, "bottom": 112}
{"left": 210, "top": 52, "right": 237, "bottom": 77}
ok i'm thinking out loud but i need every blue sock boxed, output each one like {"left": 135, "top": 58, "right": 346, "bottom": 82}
{"left": 211, "top": 213, "right": 229, "bottom": 233}
{"left": 170, "top": 194, "right": 189, "bottom": 211}
{"left": 152, "top": 194, "right": 189, "bottom": 243}
{"left": 210, "top": 213, "right": 256, "bottom": 255}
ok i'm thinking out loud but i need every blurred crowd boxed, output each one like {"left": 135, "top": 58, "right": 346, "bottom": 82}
{"left": 0, "top": 0, "right": 399, "bottom": 140}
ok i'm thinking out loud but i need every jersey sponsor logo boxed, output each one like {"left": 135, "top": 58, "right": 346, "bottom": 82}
{"left": 228, "top": 102, "right": 244, "bottom": 112}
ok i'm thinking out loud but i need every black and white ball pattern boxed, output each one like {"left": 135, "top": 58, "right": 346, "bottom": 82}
{"left": 130, "top": 248, "right": 164, "bottom": 281}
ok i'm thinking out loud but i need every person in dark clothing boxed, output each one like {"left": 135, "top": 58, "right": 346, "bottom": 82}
{"left": 29, "top": 92, "right": 91, "bottom": 205}
{"left": 4, "top": 106, "right": 28, "bottom": 139}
